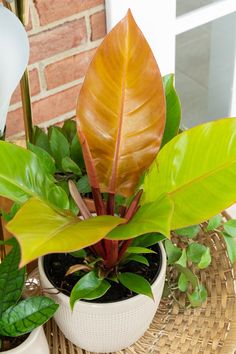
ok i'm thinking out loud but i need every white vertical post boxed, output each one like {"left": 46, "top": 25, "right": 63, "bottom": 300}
{"left": 105, "top": 0, "right": 176, "bottom": 76}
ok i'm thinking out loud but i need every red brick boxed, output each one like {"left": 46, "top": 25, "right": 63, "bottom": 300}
{"left": 90, "top": 11, "right": 106, "bottom": 41}
{"left": 10, "top": 69, "right": 40, "bottom": 105}
{"left": 6, "top": 85, "right": 81, "bottom": 136}
{"left": 34, "top": 0, "right": 104, "bottom": 26}
{"left": 29, "top": 19, "right": 87, "bottom": 64}
{"left": 45, "top": 49, "right": 96, "bottom": 90}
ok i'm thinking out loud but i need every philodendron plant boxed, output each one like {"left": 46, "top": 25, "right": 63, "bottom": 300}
{"left": 1, "top": 10, "right": 236, "bottom": 309}
{"left": 0, "top": 238, "right": 58, "bottom": 351}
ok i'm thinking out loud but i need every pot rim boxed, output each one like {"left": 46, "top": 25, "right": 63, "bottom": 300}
{"left": 38, "top": 242, "right": 166, "bottom": 309}
{"left": 1, "top": 327, "right": 43, "bottom": 354}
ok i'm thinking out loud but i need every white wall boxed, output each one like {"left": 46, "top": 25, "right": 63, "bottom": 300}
{"left": 105, "top": 0, "right": 176, "bottom": 76}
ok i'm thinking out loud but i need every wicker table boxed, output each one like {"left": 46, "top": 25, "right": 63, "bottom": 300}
{"left": 37, "top": 228, "right": 236, "bottom": 354}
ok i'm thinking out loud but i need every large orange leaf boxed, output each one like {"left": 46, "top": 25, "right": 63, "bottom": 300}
{"left": 76, "top": 10, "right": 165, "bottom": 197}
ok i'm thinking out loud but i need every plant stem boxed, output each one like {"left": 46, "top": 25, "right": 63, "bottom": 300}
{"left": 92, "top": 187, "right": 106, "bottom": 215}
{"left": 125, "top": 189, "right": 143, "bottom": 220}
{"left": 107, "top": 193, "right": 115, "bottom": 215}
{"left": 117, "top": 239, "right": 132, "bottom": 262}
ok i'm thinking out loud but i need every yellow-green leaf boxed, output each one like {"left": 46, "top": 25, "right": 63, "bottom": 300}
{"left": 106, "top": 194, "right": 173, "bottom": 240}
{"left": 77, "top": 10, "right": 165, "bottom": 197}
{"left": 7, "top": 198, "right": 125, "bottom": 266}
{"left": 143, "top": 118, "right": 236, "bottom": 229}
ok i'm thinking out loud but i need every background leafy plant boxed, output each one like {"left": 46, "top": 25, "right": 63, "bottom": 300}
{"left": 0, "top": 238, "right": 58, "bottom": 350}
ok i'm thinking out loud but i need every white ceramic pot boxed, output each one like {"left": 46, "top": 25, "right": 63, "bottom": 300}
{"left": 1, "top": 326, "right": 49, "bottom": 354}
{"left": 38, "top": 243, "right": 166, "bottom": 353}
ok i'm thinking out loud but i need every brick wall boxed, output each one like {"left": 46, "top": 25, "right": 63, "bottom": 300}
{"left": 6, "top": 0, "right": 106, "bottom": 139}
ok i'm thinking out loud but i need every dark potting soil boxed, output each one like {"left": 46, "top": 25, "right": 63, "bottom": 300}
{"left": 0, "top": 333, "right": 29, "bottom": 352}
{"left": 43, "top": 244, "right": 162, "bottom": 303}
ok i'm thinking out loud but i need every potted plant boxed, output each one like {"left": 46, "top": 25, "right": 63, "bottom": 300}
{"left": 0, "top": 10, "right": 236, "bottom": 353}
{"left": 0, "top": 238, "right": 58, "bottom": 353}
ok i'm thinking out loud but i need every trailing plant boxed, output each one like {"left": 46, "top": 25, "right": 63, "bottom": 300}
{"left": 0, "top": 11, "right": 236, "bottom": 309}
{"left": 0, "top": 238, "right": 58, "bottom": 351}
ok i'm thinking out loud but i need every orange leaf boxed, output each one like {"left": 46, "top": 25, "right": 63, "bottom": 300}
{"left": 76, "top": 10, "right": 165, "bottom": 197}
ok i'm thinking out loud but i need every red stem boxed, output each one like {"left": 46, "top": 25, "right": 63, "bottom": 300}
{"left": 125, "top": 189, "right": 143, "bottom": 220}
{"left": 92, "top": 187, "right": 106, "bottom": 216}
{"left": 117, "top": 239, "right": 132, "bottom": 261}
{"left": 107, "top": 193, "right": 115, "bottom": 215}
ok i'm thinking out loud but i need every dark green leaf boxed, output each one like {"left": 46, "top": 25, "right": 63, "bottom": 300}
{"left": 70, "top": 271, "right": 102, "bottom": 309}
{"left": 164, "top": 240, "right": 182, "bottom": 264}
{"left": 27, "top": 142, "right": 55, "bottom": 176}
{"left": 69, "top": 196, "right": 79, "bottom": 216}
{"left": 49, "top": 127, "right": 70, "bottom": 169}
{"left": 0, "top": 297, "right": 58, "bottom": 336}
{"left": 176, "top": 225, "right": 200, "bottom": 238}
{"left": 82, "top": 280, "right": 110, "bottom": 300}
{"left": 77, "top": 175, "right": 91, "bottom": 194}
{"left": 33, "top": 126, "right": 51, "bottom": 154}
{"left": 61, "top": 157, "right": 82, "bottom": 175}
{"left": 1, "top": 203, "right": 21, "bottom": 222}
{"left": 223, "top": 233, "right": 236, "bottom": 263}
{"left": 131, "top": 233, "right": 165, "bottom": 247}
{"left": 207, "top": 215, "right": 222, "bottom": 231}
{"left": 62, "top": 120, "right": 77, "bottom": 143}
{"left": 161, "top": 74, "right": 181, "bottom": 147}
{"left": 0, "top": 238, "right": 26, "bottom": 316}
{"left": 71, "top": 134, "right": 85, "bottom": 169}
{"left": 187, "top": 285, "right": 207, "bottom": 307}
{"left": 70, "top": 249, "right": 87, "bottom": 258}
{"left": 122, "top": 254, "right": 149, "bottom": 266}
{"left": 223, "top": 220, "right": 236, "bottom": 237}
{"left": 118, "top": 273, "right": 153, "bottom": 299}
{"left": 126, "top": 246, "right": 156, "bottom": 254}
{"left": 178, "top": 273, "right": 188, "bottom": 292}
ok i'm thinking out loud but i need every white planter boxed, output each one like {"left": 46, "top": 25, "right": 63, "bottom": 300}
{"left": 1, "top": 326, "right": 49, "bottom": 354}
{"left": 38, "top": 243, "right": 166, "bottom": 353}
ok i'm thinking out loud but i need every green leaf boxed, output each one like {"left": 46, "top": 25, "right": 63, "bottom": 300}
{"left": 70, "top": 271, "right": 102, "bottom": 309}
{"left": 126, "top": 246, "right": 155, "bottom": 254}
{"left": 187, "top": 285, "right": 207, "bottom": 307}
{"left": 71, "top": 134, "right": 85, "bottom": 169}
{"left": 33, "top": 126, "right": 51, "bottom": 154}
{"left": 82, "top": 280, "right": 111, "bottom": 301}
{"left": 175, "top": 225, "right": 200, "bottom": 238}
{"left": 0, "top": 141, "right": 62, "bottom": 206}
{"left": 0, "top": 296, "right": 58, "bottom": 336}
{"left": 131, "top": 233, "right": 165, "bottom": 247}
{"left": 107, "top": 194, "right": 174, "bottom": 240}
{"left": 49, "top": 127, "right": 70, "bottom": 169}
{"left": 122, "top": 254, "right": 149, "bottom": 266}
{"left": 47, "top": 185, "right": 70, "bottom": 210}
{"left": 223, "top": 220, "right": 236, "bottom": 237}
{"left": 77, "top": 175, "right": 91, "bottom": 194}
{"left": 174, "top": 264, "right": 198, "bottom": 289}
{"left": 223, "top": 233, "right": 236, "bottom": 263}
{"left": 27, "top": 142, "right": 56, "bottom": 176}
{"left": 161, "top": 74, "right": 181, "bottom": 147}
{"left": 187, "top": 243, "right": 208, "bottom": 264}
{"left": 178, "top": 273, "right": 188, "bottom": 292}
{"left": 207, "top": 215, "right": 223, "bottom": 231}
{"left": 70, "top": 249, "right": 87, "bottom": 258}
{"left": 62, "top": 157, "right": 82, "bottom": 175}
{"left": 175, "top": 249, "right": 187, "bottom": 267}
{"left": 164, "top": 239, "right": 182, "bottom": 264}
{"left": 1, "top": 202, "right": 21, "bottom": 222}
{"left": 62, "top": 119, "right": 77, "bottom": 143}
{"left": 118, "top": 273, "right": 153, "bottom": 299}
{"left": 198, "top": 247, "right": 211, "bottom": 269}
{"left": 142, "top": 118, "right": 236, "bottom": 230}
{"left": 0, "top": 238, "right": 26, "bottom": 316}
{"left": 7, "top": 198, "right": 125, "bottom": 266}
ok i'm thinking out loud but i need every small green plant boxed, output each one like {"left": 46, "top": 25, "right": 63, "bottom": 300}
{"left": 0, "top": 238, "right": 58, "bottom": 351}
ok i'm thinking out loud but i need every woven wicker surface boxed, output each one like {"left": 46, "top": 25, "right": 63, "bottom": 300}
{"left": 41, "top": 226, "right": 236, "bottom": 354}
